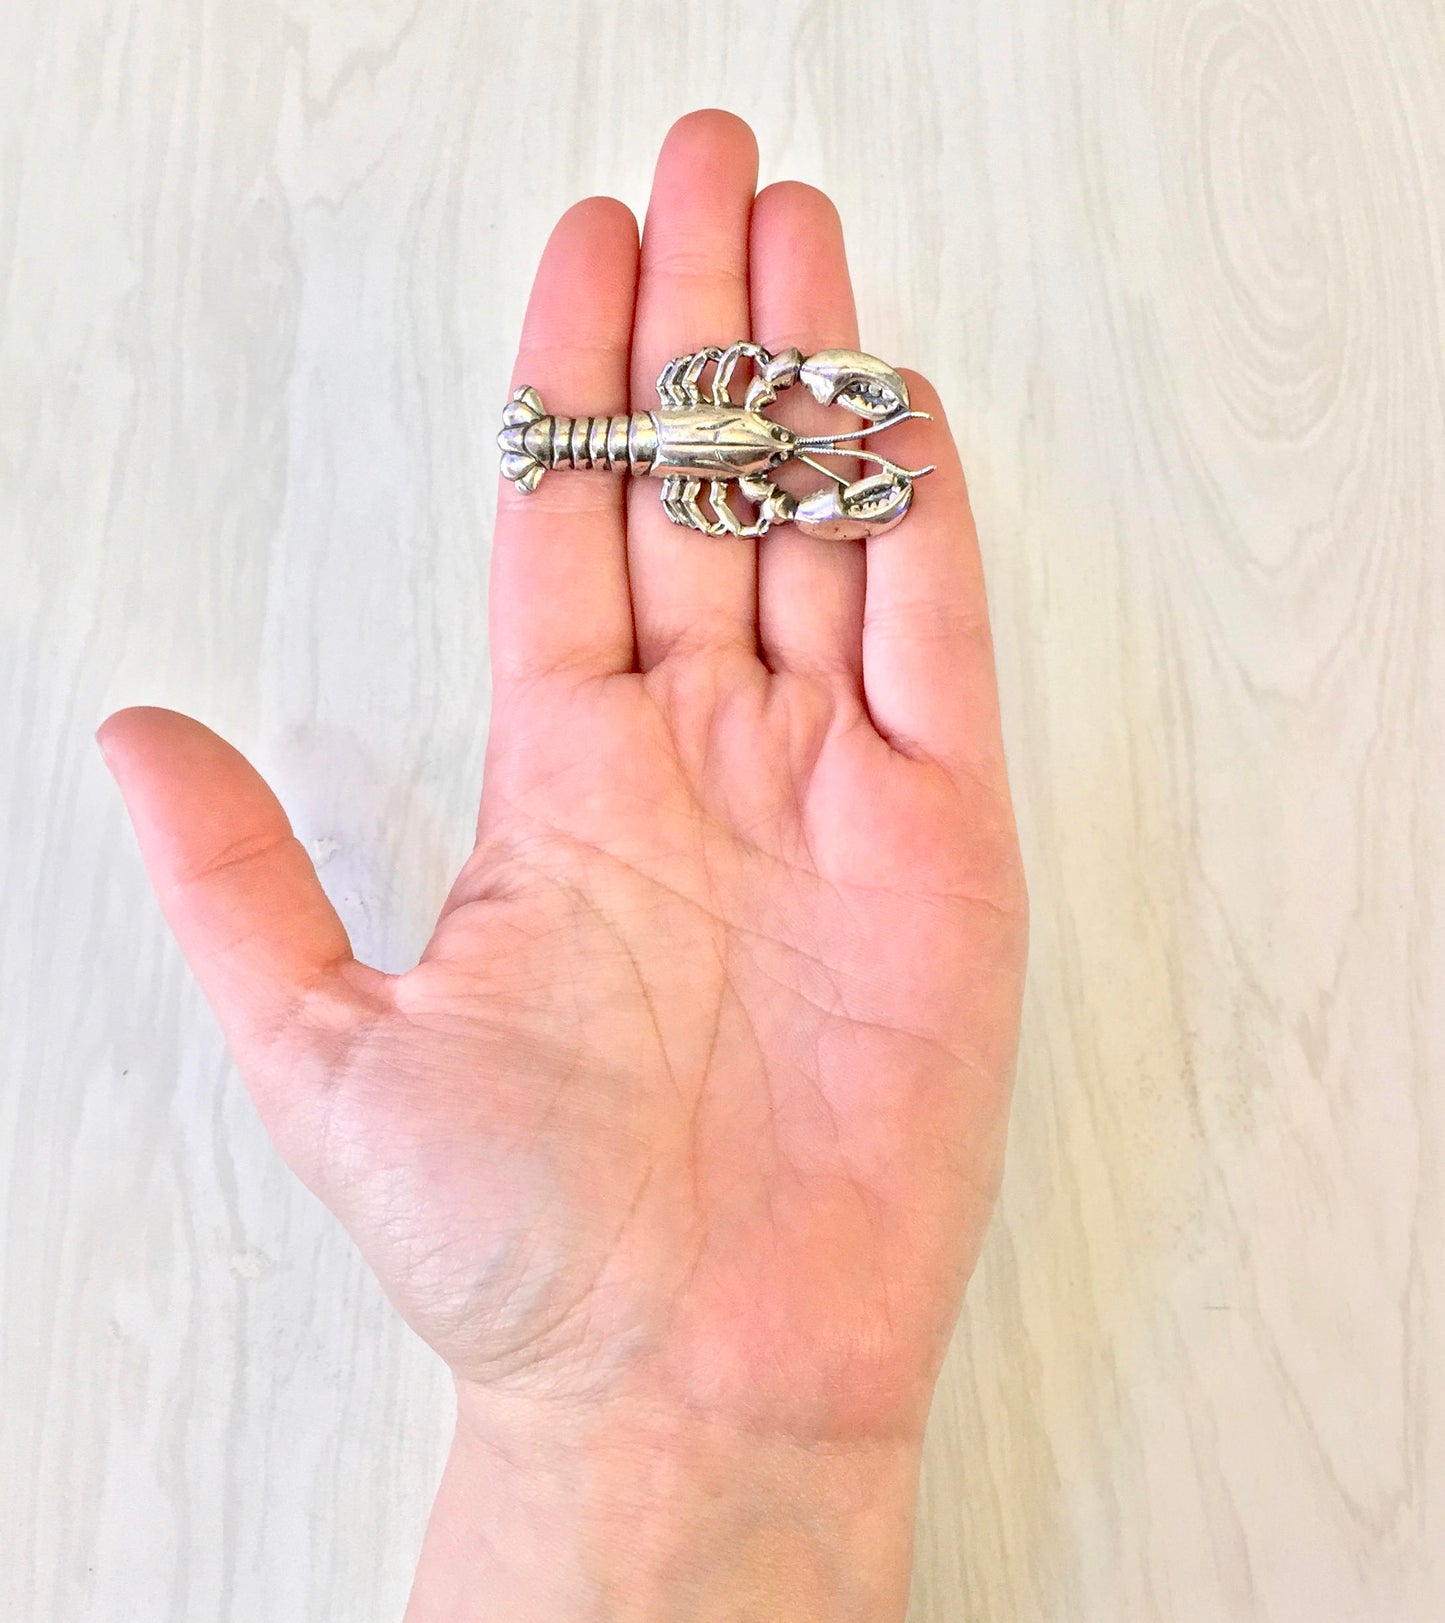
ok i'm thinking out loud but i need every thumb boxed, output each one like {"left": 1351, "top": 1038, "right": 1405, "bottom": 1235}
{"left": 97, "top": 707, "right": 385, "bottom": 1131}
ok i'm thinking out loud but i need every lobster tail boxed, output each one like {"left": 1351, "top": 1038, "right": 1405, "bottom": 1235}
{"left": 496, "top": 386, "right": 548, "bottom": 492}
{"left": 497, "top": 387, "right": 653, "bottom": 489}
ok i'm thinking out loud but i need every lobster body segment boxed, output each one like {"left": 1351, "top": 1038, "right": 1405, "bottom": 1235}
{"left": 498, "top": 342, "right": 933, "bottom": 540}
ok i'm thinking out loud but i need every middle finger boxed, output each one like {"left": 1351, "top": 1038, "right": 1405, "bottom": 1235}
{"left": 627, "top": 110, "right": 760, "bottom": 669}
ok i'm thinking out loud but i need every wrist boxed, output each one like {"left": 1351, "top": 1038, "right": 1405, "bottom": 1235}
{"left": 404, "top": 1380, "right": 924, "bottom": 1622}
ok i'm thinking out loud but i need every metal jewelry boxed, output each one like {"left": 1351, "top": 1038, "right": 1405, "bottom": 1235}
{"left": 497, "top": 344, "right": 934, "bottom": 540}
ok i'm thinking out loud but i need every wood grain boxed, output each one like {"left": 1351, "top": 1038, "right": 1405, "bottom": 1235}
{"left": 2, "top": 1, "right": 1440, "bottom": 1617}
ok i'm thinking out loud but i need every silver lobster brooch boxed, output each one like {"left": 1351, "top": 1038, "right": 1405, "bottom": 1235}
{"left": 497, "top": 343, "right": 934, "bottom": 540}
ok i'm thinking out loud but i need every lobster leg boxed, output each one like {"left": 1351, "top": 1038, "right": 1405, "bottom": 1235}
{"left": 738, "top": 473, "right": 798, "bottom": 531}
{"left": 709, "top": 479, "right": 758, "bottom": 537}
{"left": 656, "top": 357, "right": 688, "bottom": 408}
{"left": 712, "top": 341, "right": 768, "bottom": 407}
{"left": 678, "top": 349, "right": 721, "bottom": 404}
{"left": 659, "top": 475, "right": 688, "bottom": 526}
{"left": 678, "top": 478, "right": 723, "bottom": 536}
{"left": 662, "top": 472, "right": 774, "bottom": 538}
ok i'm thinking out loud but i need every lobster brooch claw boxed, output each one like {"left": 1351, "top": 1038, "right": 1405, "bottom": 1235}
{"left": 497, "top": 343, "right": 934, "bottom": 541}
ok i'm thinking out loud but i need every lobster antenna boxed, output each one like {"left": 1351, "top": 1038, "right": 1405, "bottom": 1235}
{"left": 794, "top": 453, "right": 851, "bottom": 488}
{"left": 794, "top": 409, "right": 932, "bottom": 450}
{"left": 797, "top": 443, "right": 937, "bottom": 482}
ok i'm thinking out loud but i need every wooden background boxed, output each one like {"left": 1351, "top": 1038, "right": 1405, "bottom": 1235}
{"left": 3, "top": 2, "right": 1441, "bottom": 1618}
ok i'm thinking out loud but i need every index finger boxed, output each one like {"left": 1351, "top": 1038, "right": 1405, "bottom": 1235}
{"left": 490, "top": 197, "right": 639, "bottom": 692}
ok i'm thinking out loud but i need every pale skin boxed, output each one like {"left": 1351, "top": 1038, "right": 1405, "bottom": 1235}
{"left": 98, "top": 112, "right": 1027, "bottom": 1620}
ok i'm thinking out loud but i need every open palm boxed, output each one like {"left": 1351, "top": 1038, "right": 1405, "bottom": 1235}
{"left": 100, "top": 113, "right": 1026, "bottom": 1455}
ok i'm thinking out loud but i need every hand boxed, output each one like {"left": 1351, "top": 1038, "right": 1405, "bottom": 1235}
{"left": 99, "top": 111, "right": 1026, "bottom": 1621}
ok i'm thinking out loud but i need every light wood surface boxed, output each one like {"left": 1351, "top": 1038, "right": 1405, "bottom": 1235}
{"left": 3, "top": 3, "right": 1441, "bottom": 1618}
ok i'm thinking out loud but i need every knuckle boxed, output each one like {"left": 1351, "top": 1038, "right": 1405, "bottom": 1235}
{"left": 643, "top": 242, "right": 748, "bottom": 298}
